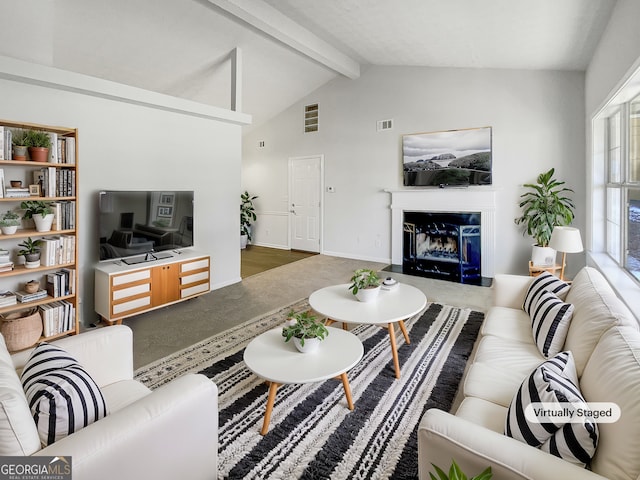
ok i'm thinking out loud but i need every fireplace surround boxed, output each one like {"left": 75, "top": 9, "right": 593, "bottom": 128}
{"left": 387, "top": 188, "right": 496, "bottom": 283}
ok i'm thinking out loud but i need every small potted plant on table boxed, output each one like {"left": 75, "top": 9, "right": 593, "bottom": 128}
{"left": 282, "top": 311, "right": 329, "bottom": 353}
{"left": 0, "top": 211, "right": 21, "bottom": 235}
{"left": 18, "top": 237, "right": 42, "bottom": 269}
{"left": 21, "top": 200, "right": 54, "bottom": 232}
{"left": 349, "top": 268, "right": 382, "bottom": 302}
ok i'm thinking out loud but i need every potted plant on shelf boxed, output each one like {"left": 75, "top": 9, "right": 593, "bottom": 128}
{"left": 0, "top": 211, "right": 21, "bottom": 235}
{"left": 240, "top": 191, "right": 258, "bottom": 249}
{"left": 18, "top": 237, "right": 42, "bottom": 269}
{"left": 348, "top": 268, "right": 382, "bottom": 302}
{"left": 514, "top": 168, "right": 575, "bottom": 266}
{"left": 282, "top": 310, "right": 329, "bottom": 353}
{"left": 21, "top": 200, "right": 54, "bottom": 232}
{"left": 24, "top": 129, "right": 51, "bottom": 163}
{"left": 11, "top": 129, "right": 29, "bottom": 160}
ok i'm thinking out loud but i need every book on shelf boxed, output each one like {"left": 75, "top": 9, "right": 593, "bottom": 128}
{"left": 0, "top": 168, "right": 4, "bottom": 198}
{"left": 15, "top": 289, "right": 48, "bottom": 303}
{"left": 1, "top": 127, "right": 12, "bottom": 161}
{"left": 0, "top": 262, "right": 14, "bottom": 273}
{"left": 4, "top": 187, "right": 31, "bottom": 198}
{"left": 48, "top": 133, "right": 58, "bottom": 163}
{"left": 40, "top": 300, "right": 74, "bottom": 337}
{"left": 0, "top": 290, "right": 16, "bottom": 307}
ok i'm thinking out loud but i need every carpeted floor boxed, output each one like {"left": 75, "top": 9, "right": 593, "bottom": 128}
{"left": 135, "top": 298, "right": 484, "bottom": 480}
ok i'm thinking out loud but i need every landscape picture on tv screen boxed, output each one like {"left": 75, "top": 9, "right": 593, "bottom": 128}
{"left": 403, "top": 126, "right": 492, "bottom": 187}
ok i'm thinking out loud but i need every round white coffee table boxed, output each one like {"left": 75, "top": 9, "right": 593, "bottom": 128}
{"left": 243, "top": 326, "right": 363, "bottom": 435}
{"left": 308, "top": 283, "right": 427, "bottom": 379}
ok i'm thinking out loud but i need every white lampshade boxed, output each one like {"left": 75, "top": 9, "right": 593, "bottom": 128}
{"left": 549, "top": 226, "right": 583, "bottom": 253}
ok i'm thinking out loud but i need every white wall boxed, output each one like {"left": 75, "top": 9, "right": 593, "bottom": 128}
{"left": 0, "top": 61, "right": 245, "bottom": 325}
{"left": 585, "top": 0, "right": 640, "bottom": 118}
{"left": 242, "top": 65, "right": 586, "bottom": 277}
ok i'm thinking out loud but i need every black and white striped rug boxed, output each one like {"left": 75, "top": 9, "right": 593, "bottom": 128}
{"left": 135, "top": 300, "right": 483, "bottom": 480}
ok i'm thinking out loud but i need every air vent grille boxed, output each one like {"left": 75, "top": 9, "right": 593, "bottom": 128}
{"left": 377, "top": 119, "right": 393, "bottom": 131}
{"left": 305, "top": 104, "right": 318, "bottom": 133}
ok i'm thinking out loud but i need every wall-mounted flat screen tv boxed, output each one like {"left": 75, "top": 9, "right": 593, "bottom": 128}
{"left": 98, "top": 190, "right": 194, "bottom": 262}
{"left": 403, "top": 126, "right": 492, "bottom": 187}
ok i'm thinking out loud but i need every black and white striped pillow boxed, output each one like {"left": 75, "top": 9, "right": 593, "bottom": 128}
{"left": 531, "top": 290, "right": 575, "bottom": 357}
{"left": 523, "top": 271, "right": 570, "bottom": 315}
{"left": 21, "top": 342, "right": 108, "bottom": 446}
{"left": 505, "top": 352, "right": 598, "bottom": 467}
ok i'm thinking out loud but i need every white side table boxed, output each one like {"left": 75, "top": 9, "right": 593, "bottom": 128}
{"left": 309, "top": 283, "right": 427, "bottom": 379}
{"left": 243, "top": 326, "right": 363, "bottom": 435}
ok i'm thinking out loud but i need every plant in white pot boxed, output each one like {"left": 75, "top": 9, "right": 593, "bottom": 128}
{"left": 281, "top": 311, "right": 329, "bottom": 353}
{"left": 348, "top": 268, "right": 382, "bottom": 302}
{"left": 18, "top": 237, "right": 42, "bottom": 269}
{"left": 514, "top": 168, "right": 575, "bottom": 266}
{"left": 21, "top": 200, "right": 54, "bottom": 232}
{"left": 0, "top": 211, "right": 21, "bottom": 235}
{"left": 240, "top": 191, "right": 258, "bottom": 249}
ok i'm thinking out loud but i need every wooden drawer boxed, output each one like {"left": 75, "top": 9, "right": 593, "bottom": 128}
{"left": 112, "top": 269, "right": 151, "bottom": 286}
{"left": 181, "top": 257, "right": 209, "bottom": 273}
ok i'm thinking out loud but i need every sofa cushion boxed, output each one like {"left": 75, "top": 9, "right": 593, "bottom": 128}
{"left": 21, "top": 342, "right": 108, "bottom": 446}
{"left": 0, "top": 335, "right": 40, "bottom": 456}
{"left": 505, "top": 351, "right": 598, "bottom": 467}
{"left": 530, "top": 291, "right": 574, "bottom": 358}
{"left": 580, "top": 326, "right": 640, "bottom": 479}
{"left": 522, "top": 271, "right": 570, "bottom": 315}
{"left": 481, "top": 307, "right": 534, "bottom": 344}
{"left": 464, "top": 362, "right": 529, "bottom": 408}
{"left": 473, "top": 335, "right": 543, "bottom": 380}
{"left": 456, "top": 396, "right": 508, "bottom": 433}
{"left": 564, "top": 267, "right": 637, "bottom": 376}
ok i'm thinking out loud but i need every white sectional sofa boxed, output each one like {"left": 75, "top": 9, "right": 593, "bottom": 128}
{"left": 418, "top": 267, "right": 640, "bottom": 480}
{"left": 1, "top": 325, "right": 218, "bottom": 480}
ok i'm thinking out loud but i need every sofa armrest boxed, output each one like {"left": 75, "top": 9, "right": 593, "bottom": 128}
{"left": 35, "top": 373, "right": 218, "bottom": 480}
{"left": 492, "top": 274, "right": 533, "bottom": 309}
{"left": 12, "top": 325, "right": 134, "bottom": 388}
{"left": 418, "top": 409, "right": 608, "bottom": 480}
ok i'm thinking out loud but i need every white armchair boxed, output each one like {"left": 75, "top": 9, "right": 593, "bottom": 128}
{"left": 7, "top": 325, "right": 218, "bottom": 480}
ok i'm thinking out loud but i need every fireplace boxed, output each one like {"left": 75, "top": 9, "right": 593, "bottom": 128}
{"left": 386, "top": 188, "right": 496, "bottom": 283}
{"left": 403, "top": 211, "right": 481, "bottom": 283}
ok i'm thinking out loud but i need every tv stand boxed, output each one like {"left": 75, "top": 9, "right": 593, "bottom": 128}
{"left": 95, "top": 250, "right": 210, "bottom": 323}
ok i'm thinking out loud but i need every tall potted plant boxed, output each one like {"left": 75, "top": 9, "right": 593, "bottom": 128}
{"left": 514, "top": 168, "right": 575, "bottom": 266}
{"left": 240, "top": 191, "right": 258, "bottom": 249}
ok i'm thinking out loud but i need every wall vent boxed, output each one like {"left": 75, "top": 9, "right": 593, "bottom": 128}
{"left": 305, "top": 104, "right": 319, "bottom": 133}
{"left": 377, "top": 119, "right": 393, "bottom": 131}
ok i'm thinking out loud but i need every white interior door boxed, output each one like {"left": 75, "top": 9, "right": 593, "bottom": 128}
{"left": 289, "top": 155, "right": 322, "bottom": 252}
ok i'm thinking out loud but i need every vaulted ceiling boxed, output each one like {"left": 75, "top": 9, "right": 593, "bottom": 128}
{"left": 0, "top": 0, "right": 616, "bottom": 131}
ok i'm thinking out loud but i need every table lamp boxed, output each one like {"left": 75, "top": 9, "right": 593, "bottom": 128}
{"left": 549, "top": 226, "right": 584, "bottom": 280}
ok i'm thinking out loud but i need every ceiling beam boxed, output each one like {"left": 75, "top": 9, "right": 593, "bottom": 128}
{"left": 207, "top": 0, "right": 360, "bottom": 79}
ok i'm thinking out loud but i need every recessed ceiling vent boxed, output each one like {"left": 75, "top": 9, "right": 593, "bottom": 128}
{"left": 377, "top": 119, "right": 393, "bottom": 131}
{"left": 305, "top": 104, "right": 318, "bottom": 133}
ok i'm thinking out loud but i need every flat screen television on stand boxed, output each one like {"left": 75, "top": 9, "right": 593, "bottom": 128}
{"left": 98, "top": 190, "right": 194, "bottom": 264}
{"left": 403, "top": 126, "right": 492, "bottom": 187}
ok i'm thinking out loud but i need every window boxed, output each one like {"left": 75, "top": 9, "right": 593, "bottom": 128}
{"left": 606, "top": 96, "right": 640, "bottom": 282}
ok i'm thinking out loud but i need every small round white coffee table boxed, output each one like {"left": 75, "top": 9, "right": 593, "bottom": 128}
{"left": 309, "top": 283, "right": 427, "bottom": 379}
{"left": 243, "top": 326, "right": 363, "bottom": 435}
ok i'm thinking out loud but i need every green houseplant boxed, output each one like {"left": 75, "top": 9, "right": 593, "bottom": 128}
{"left": 11, "top": 129, "right": 29, "bottom": 160}
{"left": 24, "top": 130, "right": 51, "bottom": 162}
{"left": 0, "top": 211, "right": 21, "bottom": 234}
{"left": 18, "top": 237, "right": 42, "bottom": 268}
{"left": 514, "top": 168, "right": 575, "bottom": 265}
{"left": 240, "top": 191, "right": 258, "bottom": 249}
{"left": 348, "top": 268, "right": 382, "bottom": 302}
{"left": 429, "top": 459, "right": 492, "bottom": 480}
{"left": 282, "top": 310, "right": 329, "bottom": 353}
{"left": 21, "top": 200, "right": 54, "bottom": 232}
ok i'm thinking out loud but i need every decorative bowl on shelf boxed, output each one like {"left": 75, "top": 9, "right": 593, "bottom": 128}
{"left": 24, "top": 280, "right": 40, "bottom": 294}
{"left": 10, "top": 181, "right": 22, "bottom": 188}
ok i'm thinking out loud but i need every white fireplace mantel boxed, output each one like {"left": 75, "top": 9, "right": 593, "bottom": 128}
{"left": 386, "top": 188, "right": 497, "bottom": 278}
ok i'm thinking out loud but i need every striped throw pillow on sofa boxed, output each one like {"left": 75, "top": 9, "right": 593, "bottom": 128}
{"left": 505, "top": 351, "right": 598, "bottom": 468}
{"left": 531, "top": 290, "right": 575, "bottom": 357}
{"left": 523, "top": 271, "right": 571, "bottom": 315}
{"left": 21, "top": 342, "right": 108, "bottom": 446}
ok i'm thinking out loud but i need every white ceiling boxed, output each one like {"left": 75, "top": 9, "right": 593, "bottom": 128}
{"left": 0, "top": 0, "right": 616, "bottom": 130}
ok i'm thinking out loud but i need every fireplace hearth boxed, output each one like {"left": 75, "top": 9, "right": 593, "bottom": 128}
{"left": 403, "top": 211, "right": 481, "bottom": 284}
